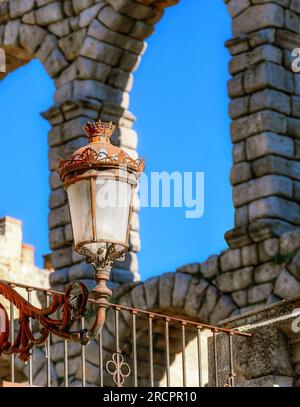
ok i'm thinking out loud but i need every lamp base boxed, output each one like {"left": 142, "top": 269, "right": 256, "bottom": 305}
{"left": 78, "top": 243, "right": 126, "bottom": 345}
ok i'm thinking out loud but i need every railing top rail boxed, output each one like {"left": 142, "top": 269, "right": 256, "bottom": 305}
{"left": 107, "top": 302, "right": 252, "bottom": 337}
{"left": 1, "top": 279, "right": 251, "bottom": 337}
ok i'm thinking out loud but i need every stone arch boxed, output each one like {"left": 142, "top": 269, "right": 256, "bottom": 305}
{"left": 0, "top": 0, "right": 181, "bottom": 288}
{"left": 121, "top": 272, "right": 237, "bottom": 325}
{"left": 1, "top": 0, "right": 300, "bottom": 386}
{"left": 2, "top": 0, "right": 300, "bottom": 288}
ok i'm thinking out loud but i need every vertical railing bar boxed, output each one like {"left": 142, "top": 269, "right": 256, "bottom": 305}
{"left": 9, "top": 284, "right": 15, "bottom": 383}
{"left": 27, "top": 288, "right": 33, "bottom": 386}
{"left": 165, "top": 318, "right": 170, "bottom": 387}
{"left": 213, "top": 330, "right": 219, "bottom": 387}
{"left": 99, "top": 332, "right": 103, "bottom": 387}
{"left": 181, "top": 322, "right": 187, "bottom": 387}
{"left": 197, "top": 326, "right": 202, "bottom": 387}
{"left": 229, "top": 333, "right": 235, "bottom": 388}
{"left": 46, "top": 293, "right": 51, "bottom": 387}
{"left": 149, "top": 314, "right": 154, "bottom": 387}
{"left": 132, "top": 311, "right": 138, "bottom": 387}
{"left": 64, "top": 340, "right": 69, "bottom": 387}
{"left": 115, "top": 308, "right": 120, "bottom": 352}
{"left": 115, "top": 308, "right": 121, "bottom": 387}
{"left": 81, "top": 317, "right": 86, "bottom": 387}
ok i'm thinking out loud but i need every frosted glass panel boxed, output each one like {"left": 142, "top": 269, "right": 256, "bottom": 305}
{"left": 94, "top": 179, "right": 132, "bottom": 245}
{"left": 67, "top": 180, "right": 93, "bottom": 246}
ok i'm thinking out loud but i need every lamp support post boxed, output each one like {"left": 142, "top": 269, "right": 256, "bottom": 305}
{"left": 79, "top": 246, "right": 125, "bottom": 345}
{"left": 80, "top": 265, "right": 112, "bottom": 345}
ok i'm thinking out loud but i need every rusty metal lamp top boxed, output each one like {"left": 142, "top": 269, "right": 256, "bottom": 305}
{"left": 58, "top": 120, "right": 145, "bottom": 183}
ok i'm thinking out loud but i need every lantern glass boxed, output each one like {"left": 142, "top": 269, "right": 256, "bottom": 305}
{"left": 67, "top": 179, "right": 93, "bottom": 246}
{"left": 66, "top": 170, "right": 136, "bottom": 255}
{"left": 94, "top": 177, "right": 132, "bottom": 244}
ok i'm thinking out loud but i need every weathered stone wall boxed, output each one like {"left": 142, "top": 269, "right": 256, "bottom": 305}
{"left": 0, "top": 216, "right": 53, "bottom": 385}
{"left": 0, "top": 217, "right": 50, "bottom": 309}
{"left": 177, "top": 228, "right": 300, "bottom": 315}
{"left": 1, "top": 0, "right": 300, "bottom": 298}
{"left": 1, "top": 0, "right": 300, "bottom": 387}
{"left": 225, "top": 0, "right": 300, "bottom": 249}
{"left": 210, "top": 296, "right": 300, "bottom": 387}
{"left": 0, "top": 0, "right": 179, "bottom": 289}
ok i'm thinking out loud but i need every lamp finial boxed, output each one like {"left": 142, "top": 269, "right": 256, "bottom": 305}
{"left": 83, "top": 120, "right": 117, "bottom": 142}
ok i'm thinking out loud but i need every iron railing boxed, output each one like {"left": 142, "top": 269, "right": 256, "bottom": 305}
{"left": 0, "top": 280, "right": 251, "bottom": 387}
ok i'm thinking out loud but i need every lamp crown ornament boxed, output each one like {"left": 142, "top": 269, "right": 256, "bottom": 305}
{"left": 84, "top": 120, "right": 117, "bottom": 140}
{"left": 57, "top": 119, "right": 145, "bottom": 181}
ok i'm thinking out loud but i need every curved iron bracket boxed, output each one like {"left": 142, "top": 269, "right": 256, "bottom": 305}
{"left": 0, "top": 244, "right": 126, "bottom": 362}
{"left": 0, "top": 280, "right": 88, "bottom": 362}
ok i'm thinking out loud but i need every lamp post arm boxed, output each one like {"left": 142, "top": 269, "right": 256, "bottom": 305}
{"left": 78, "top": 244, "right": 126, "bottom": 345}
{"left": 79, "top": 264, "right": 112, "bottom": 345}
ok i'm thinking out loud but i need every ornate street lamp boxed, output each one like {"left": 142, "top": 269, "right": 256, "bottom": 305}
{"left": 0, "top": 120, "right": 144, "bottom": 361}
{"left": 57, "top": 120, "right": 144, "bottom": 343}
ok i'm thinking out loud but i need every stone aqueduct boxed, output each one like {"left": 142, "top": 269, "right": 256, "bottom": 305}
{"left": 1, "top": 0, "right": 300, "bottom": 386}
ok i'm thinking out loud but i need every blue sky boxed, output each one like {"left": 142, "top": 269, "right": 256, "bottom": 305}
{"left": 0, "top": 1, "right": 233, "bottom": 280}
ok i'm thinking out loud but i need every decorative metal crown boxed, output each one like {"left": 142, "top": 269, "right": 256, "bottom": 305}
{"left": 57, "top": 119, "right": 145, "bottom": 182}
{"left": 84, "top": 120, "right": 117, "bottom": 138}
